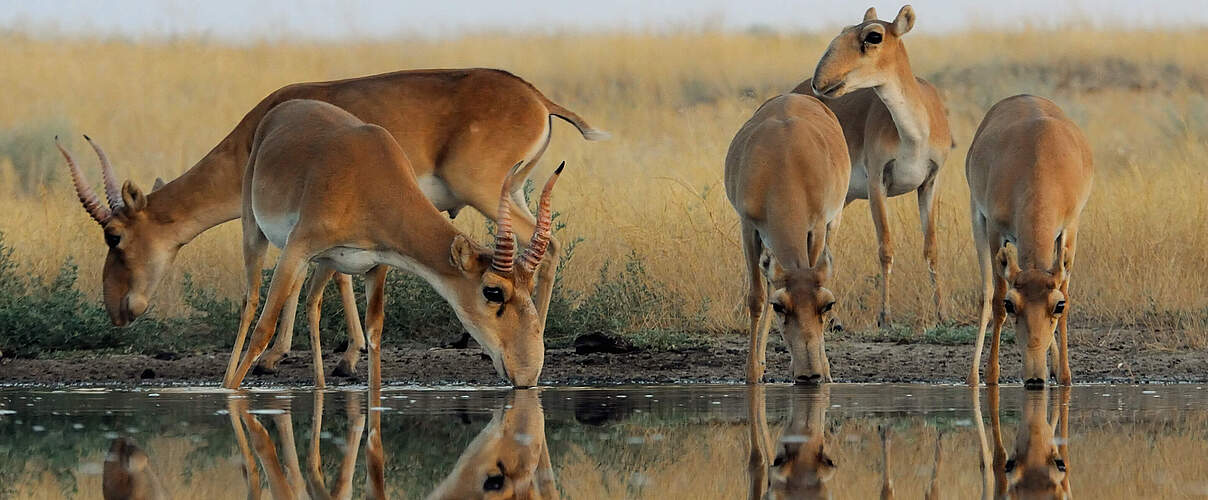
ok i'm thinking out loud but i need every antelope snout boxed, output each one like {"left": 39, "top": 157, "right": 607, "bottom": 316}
{"left": 795, "top": 374, "right": 824, "bottom": 385}
{"left": 1024, "top": 378, "right": 1047, "bottom": 390}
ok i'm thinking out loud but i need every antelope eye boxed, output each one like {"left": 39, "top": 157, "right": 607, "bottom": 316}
{"left": 1003, "top": 299, "right": 1016, "bottom": 315}
{"left": 104, "top": 233, "right": 120, "bottom": 248}
{"left": 1055, "top": 458, "right": 1066, "bottom": 472}
{"left": 772, "top": 453, "right": 786, "bottom": 467}
{"left": 1054, "top": 300, "right": 1066, "bottom": 315}
{"left": 864, "top": 31, "right": 883, "bottom": 44}
{"left": 819, "top": 301, "right": 835, "bottom": 314}
{"left": 771, "top": 302, "right": 786, "bottom": 314}
{"left": 482, "top": 286, "right": 505, "bottom": 303}
{"left": 483, "top": 473, "right": 505, "bottom": 491}
{"left": 1004, "top": 458, "right": 1016, "bottom": 473}
{"left": 820, "top": 454, "right": 836, "bottom": 468}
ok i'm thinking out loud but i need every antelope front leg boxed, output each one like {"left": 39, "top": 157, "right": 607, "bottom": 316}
{"left": 364, "top": 266, "right": 389, "bottom": 396}
{"left": 303, "top": 265, "right": 337, "bottom": 389}
{"left": 917, "top": 173, "right": 945, "bottom": 324}
{"left": 255, "top": 274, "right": 305, "bottom": 375}
{"left": 986, "top": 275, "right": 1008, "bottom": 386}
{"left": 225, "top": 227, "right": 269, "bottom": 388}
{"left": 969, "top": 212, "right": 993, "bottom": 387}
{"left": 1056, "top": 280, "right": 1073, "bottom": 386}
{"left": 741, "top": 222, "right": 769, "bottom": 383}
{"left": 333, "top": 272, "right": 366, "bottom": 378}
{"left": 867, "top": 163, "right": 895, "bottom": 328}
{"left": 226, "top": 247, "right": 310, "bottom": 389}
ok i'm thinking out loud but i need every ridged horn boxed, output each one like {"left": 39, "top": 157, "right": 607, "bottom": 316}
{"left": 56, "top": 136, "right": 111, "bottom": 225}
{"left": 521, "top": 162, "right": 565, "bottom": 272}
{"left": 491, "top": 162, "right": 524, "bottom": 274}
{"left": 83, "top": 135, "right": 124, "bottom": 212}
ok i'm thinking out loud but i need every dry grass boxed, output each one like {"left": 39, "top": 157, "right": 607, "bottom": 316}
{"left": 0, "top": 28, "right": 1205, "bottom": 347}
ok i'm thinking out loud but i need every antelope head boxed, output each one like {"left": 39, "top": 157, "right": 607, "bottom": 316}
{"left": 995, "top": 240, "right": 1070, "bottom": 389}
{"left": 446, "top": 162, "right": 565, "bottom": 388}
{"left": 768, "top": 385, "right": 837, "bottom": 499}
{"left": 428, "top": 390, "right": 556, "bottom": 500}
{"left": 811, "top": 5, "right": 916, "bottom": 98}
{"left": 764, "top": 249, "right": 836, "bottom": 384}
{"left": 102, "top": 437, "right": 168, "bottom": 500}
{"left": 1004, "top": 389, "right": 1068, "bottom": 499}
{"left": 57, "top": 136, "right": 169, "bottom": 327}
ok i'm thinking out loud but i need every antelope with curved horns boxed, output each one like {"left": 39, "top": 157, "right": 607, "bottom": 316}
{"left": 726, "top": 94, "right": 850, "bottom": 384}
{"left": 966, "top": 95, "right": 1093, "bottom": 388}
{"left": 792, "top": 5, "right": 954, "bottom": 328}
{"left": 59, "top": 68, "right": 606, "bottom": 382}
{"left": 223, "top": 99, "right": 563, "bottom": 389}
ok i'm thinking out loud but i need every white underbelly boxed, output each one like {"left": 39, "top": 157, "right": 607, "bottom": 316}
{"left": 416, "top": 174, "right": 461, "bottom": 212}
{"left": 314, "top": 247, "right": 394, "bottom": 275}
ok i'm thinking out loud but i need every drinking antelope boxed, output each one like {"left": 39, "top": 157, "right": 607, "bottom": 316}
{"left": 976, "top": 387, "right": 1072, "bottom": 499}
{"left": 966, "top": 95, "right": 1093, "bottom": 388}
{"left": 222, "top": 99, "right": 563, "bottom": 389}
{"left": 58, "top": 68, "right": 605, "bottom": 383}
{"left": 793, "top": 5, "right": 953, "bottom": 327}
{"left": 726, "top": 94, "right": 850, "bottom": 384}
{"left": 747, "top": 385, "right": 838, "bottom": 499}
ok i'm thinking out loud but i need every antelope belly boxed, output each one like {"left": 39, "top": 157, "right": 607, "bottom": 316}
{"left": 314, "top": 247, "right": 389, "bottom": 275}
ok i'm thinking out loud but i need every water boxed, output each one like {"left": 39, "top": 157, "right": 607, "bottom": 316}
{"left": 2, "top": 384, "right": 1206, "bottom": 499}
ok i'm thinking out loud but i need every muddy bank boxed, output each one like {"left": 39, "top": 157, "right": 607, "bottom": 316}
{"left": 2, "top": 330, "right": 1204, "bottom": 386}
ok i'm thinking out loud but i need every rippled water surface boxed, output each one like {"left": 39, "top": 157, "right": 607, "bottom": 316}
{"left": 2, "top": 384, "right": 1206, "bottom": 499}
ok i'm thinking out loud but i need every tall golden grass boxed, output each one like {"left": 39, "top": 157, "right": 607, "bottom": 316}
{"left": 0, "top": 29, "right": 1205, "bottom": 345}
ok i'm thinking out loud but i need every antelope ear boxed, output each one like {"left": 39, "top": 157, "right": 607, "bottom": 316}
{"left": 121, "top": 181, "right": 147, "bottom": 212}
{"left": 152, "top": 177, "right": 166, "bottom": 192}
{"left": 1051, "top": 234, "right": 1071, "bottom": 282}
{"left": 450, "top": 235, "right": 487, "bottom": 274}
{"left": 995, "top": 243, "right": 1021, "bottom": 282}
{"left": 863, "top": 7, "right": 878, "bottom": 22}
{"left": 891, "top": 5, "right": 915, "bottom": 36}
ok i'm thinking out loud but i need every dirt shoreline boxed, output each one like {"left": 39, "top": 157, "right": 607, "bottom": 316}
{"left": 2, "top": 334, "right": 1204, "bottom": 387}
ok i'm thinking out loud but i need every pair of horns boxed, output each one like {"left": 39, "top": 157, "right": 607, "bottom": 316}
{"left": 56, "top": 135, "right": 123, "bottom": 225}
{"left": 491, "top": 161, "right": 565, "bottom": 275}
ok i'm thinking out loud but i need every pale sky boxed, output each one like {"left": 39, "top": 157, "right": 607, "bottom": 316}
{"left": 2, "top": 0, "right": 1206, "bottom": 41}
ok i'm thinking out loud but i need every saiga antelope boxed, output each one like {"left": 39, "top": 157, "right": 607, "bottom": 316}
{"left": 223, "top": 99, "right": 564, "bottom": 389}
{"left": 726, "top": 94, "right": 850, "bottom": 384}
{"left": 966, "top": 95, "right": 1093, "bottom": 388}
{"left": 793, "top": 5, "right": 953, "bottom": 327}
{"left": 976, "top": 387, "right": 1072, "bottom": 499}
{"left": 747, "top": 384, "right": 838, "bottom": 499}
{"left": 58, "top": 68, "right": 605, "bottom": 383}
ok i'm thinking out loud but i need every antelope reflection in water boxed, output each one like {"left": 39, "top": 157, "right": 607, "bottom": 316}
{"left": 747, "top": 385, "right": 837, "bottom": 499}
{"left": 427, "top": 389, "right": 557, "bottom": 500}
{"left": 975, "top": 387, "right": 1072, "bottom": 500}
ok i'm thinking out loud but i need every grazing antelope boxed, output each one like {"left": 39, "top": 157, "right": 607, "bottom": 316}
{"left": 58, "top": 68, "right": 605, "bottom": 382}
{"left": 428, "top": 390, "right": 557, "bottom": 500}
{"left": 747, "top": 385, "right": 838, "bottom": 499}
{"left": 965, "top": 95, "right": 1093, "bottom": 388}
{"left": 793, "top": 5, "right": 953, "bottom": 327}
{"left": 726, "top": 94, "right": 850, "bottom": 384}
{"left": 223, "top": 99, "right": 564, "bottom": 390}
{"left": 976, "top": 387, "right": 1072, "bottom": 499}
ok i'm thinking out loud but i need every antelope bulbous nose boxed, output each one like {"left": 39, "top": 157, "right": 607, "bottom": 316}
{"left": 795, "top": 374, "right": 823, "bottom": 385}
{"left": 1024, "top": 378, "right": 1047, "bottom": 390}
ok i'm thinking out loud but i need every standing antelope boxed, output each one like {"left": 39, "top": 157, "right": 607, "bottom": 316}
{"left": 966, "top": 95, "right": 1093, "bottom": 388}
{"left": 793, "top": 5, "right": 953, "bottom": 327}
{"left": 58, "top": 68, "right": 605, "bottom": 383}
{"left": 223, "top": 99, "right": 563, "bottom": 389}
{"left": 726, "top": 94, "right": 850, "bottom": 384}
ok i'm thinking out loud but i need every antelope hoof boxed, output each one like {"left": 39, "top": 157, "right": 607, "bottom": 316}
{"left": 1058, "top": 373, "right": 1072, "bottom": 387}
{"left": 333, "top": 359, "right": 358, "bottom": 378}
{"left": 966, "top": 373, "right": 979, "bottom": 387}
